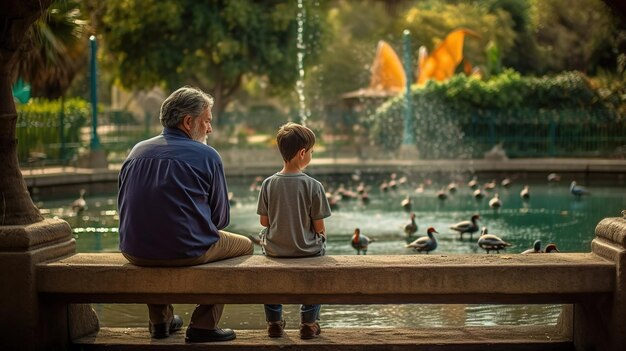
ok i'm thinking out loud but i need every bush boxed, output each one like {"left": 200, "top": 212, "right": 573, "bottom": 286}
{"left": 369, "top": 70, "right": 620, "bottom": 158}
{"left": 16, "top": 98, "right": 89, "bottom": 162}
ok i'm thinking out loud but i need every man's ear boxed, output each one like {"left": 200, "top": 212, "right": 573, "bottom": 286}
{"left": 182, "top": 115, "right": 192, "bottom": 131}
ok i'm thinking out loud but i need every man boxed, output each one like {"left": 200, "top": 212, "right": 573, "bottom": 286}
{"left": 118, "top": 86, "right": 254, "bottom": 343}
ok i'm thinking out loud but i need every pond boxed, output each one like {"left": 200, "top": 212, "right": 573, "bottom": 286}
{"left": 37, "top": 172, "right": 626, "bottom": 329}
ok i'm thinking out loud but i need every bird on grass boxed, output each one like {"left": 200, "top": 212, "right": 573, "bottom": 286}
{"left": 450, "top": 214, "right": 480, "bottom": 240}
{"left": 404, "top": 212, "right": 418, "bottom": 237}
{"left": 570, "top": 181, "right": 590, "bottom": 198}
{"left": 406, "top": 227, "right": 438, "bottom": 254}
{"left": 477, "top": 227, "right": 512, "bottom": 254}
{"left": 71, "top": 189, "right": 87, "bottom": 213}
{"left": 521, "top": 240, "right": 542, "bottom": 254}
{"left": 351, "top": 228, "right": 375, "bottom": 255}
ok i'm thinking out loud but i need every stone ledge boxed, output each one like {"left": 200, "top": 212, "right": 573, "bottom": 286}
{"left": 38, "top": 253, "right": 614, "bottom": 304}
{"left": 74, "top": 326, "right": 573, "bottom": 351}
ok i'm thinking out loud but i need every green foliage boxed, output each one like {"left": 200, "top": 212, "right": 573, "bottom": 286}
{"left": 532, "top": 0, "right": 619, "bottom": 73}
{"left": 16, "top": 98, "right": 89, "bottom": 162}
{"left": 16, "top": 0, "right": 89, "bottom": 98}
{"left": 101, "top": 0, "right": 324, "bottom": 115}
{"left": 369, "top": 71, "right": 618, "bottom": 158}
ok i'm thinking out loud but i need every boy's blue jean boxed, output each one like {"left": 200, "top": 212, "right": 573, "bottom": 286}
{"left": 260, "top": 228, "right": 326, "bottom": 324}
{"left": 265, "top": 304, "right": 321, "bottom": 324}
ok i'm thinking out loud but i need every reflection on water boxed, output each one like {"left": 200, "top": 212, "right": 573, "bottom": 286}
{"left": 37, "top": 173, "right": 625, "bottom": 329}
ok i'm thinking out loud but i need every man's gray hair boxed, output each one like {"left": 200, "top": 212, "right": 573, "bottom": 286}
{"left": 159, "top": 86, "right": 214, "bottom": 128}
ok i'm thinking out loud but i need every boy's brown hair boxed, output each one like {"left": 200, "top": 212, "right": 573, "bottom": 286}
{"left": 276, "top": 122, "right": 316, "bottom": 162}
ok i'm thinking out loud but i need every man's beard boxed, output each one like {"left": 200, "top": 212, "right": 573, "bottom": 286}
{"left": 190, "top": 124, "right": 207, "bottom": 144}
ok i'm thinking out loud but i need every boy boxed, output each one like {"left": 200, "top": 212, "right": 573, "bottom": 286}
{"left": 256, "top": 122, "right": 332, "bottom": 339}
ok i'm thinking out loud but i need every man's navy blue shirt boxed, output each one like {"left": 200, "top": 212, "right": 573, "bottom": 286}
{"left": 118, "top": 127, "right": 230, "bottom": 259}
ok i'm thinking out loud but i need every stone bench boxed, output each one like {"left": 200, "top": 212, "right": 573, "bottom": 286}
{"left": 3, "top": 217, "right": 625, "bottom": 350}
{"left": 36, "top": 251, "right": 614, "bottom": 351}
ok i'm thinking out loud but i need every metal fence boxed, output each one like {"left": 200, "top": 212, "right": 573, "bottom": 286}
{"left": 16, "top": 108, "right": 626, "bottom": 167}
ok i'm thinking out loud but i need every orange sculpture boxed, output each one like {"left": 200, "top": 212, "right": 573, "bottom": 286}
{"left": 417, "top": 28, "right": 479, "bottom": 85}
{"left": 368, "top": 40, "right": 406, "bottom": 92}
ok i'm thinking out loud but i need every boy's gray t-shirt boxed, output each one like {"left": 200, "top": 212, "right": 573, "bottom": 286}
{"left": 256, "top": 172, "right": 332, "bottom": 257}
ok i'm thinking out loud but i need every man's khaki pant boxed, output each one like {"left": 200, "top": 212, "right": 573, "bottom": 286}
{"left": 123, "top": 230, "right": 254, "bottom": 330}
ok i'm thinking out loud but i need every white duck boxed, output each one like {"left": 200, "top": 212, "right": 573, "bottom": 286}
{"left": 520, "top": 185, "right": 530, "bottom": 200}
{"left": 477, "top": 227, "right": 512, "bottom": 254}
{"left": 71, "top": 189, "right": 87, "bottom": 213}
{"left": 488, "top": 193, "right": 502, "bottom": 210}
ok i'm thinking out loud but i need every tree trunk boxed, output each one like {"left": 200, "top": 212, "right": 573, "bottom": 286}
{"left": 0, "top": 0, "right": 55, "bottom": 225}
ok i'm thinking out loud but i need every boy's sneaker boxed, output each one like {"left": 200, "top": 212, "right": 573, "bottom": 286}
{"left": 267, "top": 320, "right": 286, "bottom": 338}
{"left": 299, "top": 322, "right": 321, "bottom": 339}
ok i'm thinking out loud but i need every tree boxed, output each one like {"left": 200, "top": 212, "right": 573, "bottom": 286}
{"left": 0, "top": 0, "right": 55, "bottom": 225}
{"left": 100, "top": 0, "right": 323, "bottom": 116}
{"left": 533, "top": 0, "right": 619, "bottom": 73}
{"left": 15, "top": 0, "right": 89, "bottom": 99}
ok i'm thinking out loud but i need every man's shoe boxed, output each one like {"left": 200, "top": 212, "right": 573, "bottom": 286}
{"left": 299, "top": 322, "right": 321, "bottom": 340}
{"left": 185, "top": 327, "right": 236, "bottom": 343}
{"left": 267, "top": 320, "right": 286, "bottom": 338}
{"left": 149, "top": 315, "right": 183, "bottom": 339}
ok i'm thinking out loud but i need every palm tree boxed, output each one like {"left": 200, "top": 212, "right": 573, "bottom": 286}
{"left": 0, "top": 0, "right": 55, "bottom": 225}
{"left": 16, "top": 0, "right": 89, "bottom": 99}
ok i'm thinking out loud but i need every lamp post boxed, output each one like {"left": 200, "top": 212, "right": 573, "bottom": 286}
{"left": 89, "top": 35, "right": 101, "bottom": 150}
{"left": 402, "top": 29, "right": 415, "bottom": 146}
{"left": 86, "top": 35, "right": 107, "bottom": 168}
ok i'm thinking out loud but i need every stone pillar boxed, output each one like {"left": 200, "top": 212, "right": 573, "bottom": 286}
{"left": 0, "top": 219, "right": 99, "bottom": 350}
{"left": 574, "top": 216, "right": 626, "bottom": 351}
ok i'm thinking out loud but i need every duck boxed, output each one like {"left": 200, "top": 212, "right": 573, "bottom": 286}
{"left": 356, "top": 182, "right": 366, "bottom": 194}
{"left": 437, "top": 188, "right": 448, "bottom": 200}
{"left": 359, "top": 192, "right": 371, "bottom": 205}
{"left": 520, "top": 185, "right": 530, "bottom": 200}
{"left": 450, "top": 214, "right": 480, "bottom": 240}
{"left": 398, "top": 176, "right": 408, "bottom": 186}
{"left": 414, "top": 183, "right": 425, "bottom": 194}
{"left": 488, "top": 193, "right": 502, "bottom": 210}
{"left": 71, "top": 189, "right": 87, "bottom": 213}
{"left": 570, "top": 181, "right": 590, "bottom": 198}
{"left": 351, "top": 228, "right": 374, "bottom": 255}
{"left": 483, "top": 179, "right": 497, "bottom": 191}
{"left": 326, "top": 192, "right": 340, "bottom": 210}
{"left": 406, "top": 227, "right": 438, "bottom": 254}
{"left": 473, "top": 188, "right": 484, "bottom": 199}
{"left": 544, "top": 243, "right": 560, "bottom": 253}
{"left": 404, "top": 212, "right": 418, "bottom": 237}
{"left": 501, "top": 177, "right": 513, "bottom": 188}
{"left": 388, "top": 173, "right": 398, "bottom": 190}
{"left": 228, "top": 192, "right": 237, "bottom": 206}
{"left": 477, "top": 227, "right": 512, "bottom": 254}
{"left": 447, "top": 182, "right": 458, "bottom": 193}
{"left": 401, "top": 195, "right": 412, "bottom": 212}
{"left": 380, "top": 180, "right": 389, "bottom": 192}
{"left": 468, "top": 176, "right": 479, "bottom": 189}
{"left": 521, "top": 240, "right": 542, "bottom": 254}
{"left": 547, "top": 173, "right": 561, "bottom": 182}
